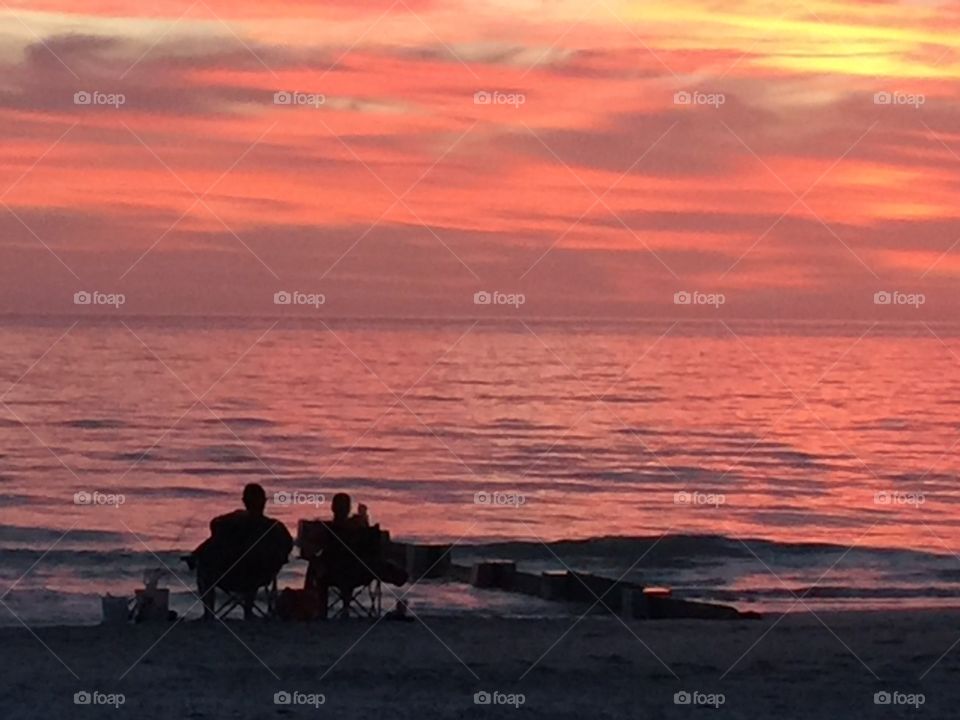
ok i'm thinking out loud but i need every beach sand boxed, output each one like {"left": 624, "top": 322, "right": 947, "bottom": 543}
{"left": 3, "top": 609, "right": 958, "bottom": 719}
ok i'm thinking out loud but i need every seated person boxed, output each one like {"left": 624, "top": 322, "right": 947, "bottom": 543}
{"left": 305, "top": 493, "right": 407, "bottom": 616}
{"left": 189, "top": 483, "right": 293, "bottom": 620}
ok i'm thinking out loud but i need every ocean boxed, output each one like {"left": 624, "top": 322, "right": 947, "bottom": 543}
{"left": 1, "top": 317, "right": 959, "bottom": 624}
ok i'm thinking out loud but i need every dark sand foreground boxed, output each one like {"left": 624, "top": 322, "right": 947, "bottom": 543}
{"left": 4, "top": 610, "right": 960, "bottom": 719}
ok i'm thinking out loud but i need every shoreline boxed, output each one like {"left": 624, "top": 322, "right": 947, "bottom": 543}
{"left": 6, "top": 530, "right": 960, "bottom": 627}
{"left": 11, "top": 603, "right": 960, "bottom": 631}
{"left": 4, "top": 576, "right": 960, "bottom": 628}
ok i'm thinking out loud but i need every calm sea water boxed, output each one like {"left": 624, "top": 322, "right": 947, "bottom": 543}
{"left": 1, "top": 317, "right": 960, "bottom": 623}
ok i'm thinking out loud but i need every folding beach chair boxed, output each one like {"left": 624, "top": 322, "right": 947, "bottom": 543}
{"left": 184, "top": 511, "right": 290, "bottom": 620}
{"left": 299, "top": 521, "right": 389, "bottom": 619}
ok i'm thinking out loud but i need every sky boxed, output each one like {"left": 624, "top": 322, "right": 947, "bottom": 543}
{"left": 0, "top": 0, "right": 959, "bottom": 319}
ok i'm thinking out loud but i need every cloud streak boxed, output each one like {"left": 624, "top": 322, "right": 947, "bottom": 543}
{"left": 0, "top": 0, "right": 959, "bottom": 319}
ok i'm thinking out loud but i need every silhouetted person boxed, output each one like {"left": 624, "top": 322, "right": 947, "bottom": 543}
{"left": 305, "top": 493, "right": 407, "bottom": 617}
{"left": 329, "top": 493, "right": 371, "bottom": 529}
{"left": 317, "top": 493, "right": 365, "bottom": 585}
{"left": 331, "top": 492, "right": 353, "bottom": 527}
{"left": 190, "top": 483, "right": 293, "bottom": 620}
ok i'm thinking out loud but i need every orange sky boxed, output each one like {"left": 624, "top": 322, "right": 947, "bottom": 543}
{"left": 0, "top": 0, "right": 959, "bottom": 319}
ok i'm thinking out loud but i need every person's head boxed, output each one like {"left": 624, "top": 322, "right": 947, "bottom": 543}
{"left": 242, "top": 483, "right": 267, "bottom": 516}
{"left": 331, "top": 492, "right": 351, "bottom": 522}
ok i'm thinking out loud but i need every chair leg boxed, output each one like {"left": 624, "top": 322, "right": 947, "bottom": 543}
{"left": 340, "top": 581, "right": 382, "bottom": 619}
{"left": 263, "top": 577, "right": 278, "bottom": 618}
{"left": 214, "top": 577, "right": 279, "bottom": 620}
{"left": 216, "top": 595, "right": 240, "bottom": 620}
{"left": 321, "top": 582, "right": 384, "bottom": 620}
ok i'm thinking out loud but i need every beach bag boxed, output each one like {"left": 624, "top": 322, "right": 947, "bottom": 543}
{"left": 133, "top": 587, "right": 170, "bottom": 622}
{"left": 277, "top": 588, "right": 322, "bottom": 622}
{"left": 133, "top": 568, "right": 170, "bottom": 622}
{"left": 101, "top": 595, "right": 132, "bottom": 625}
